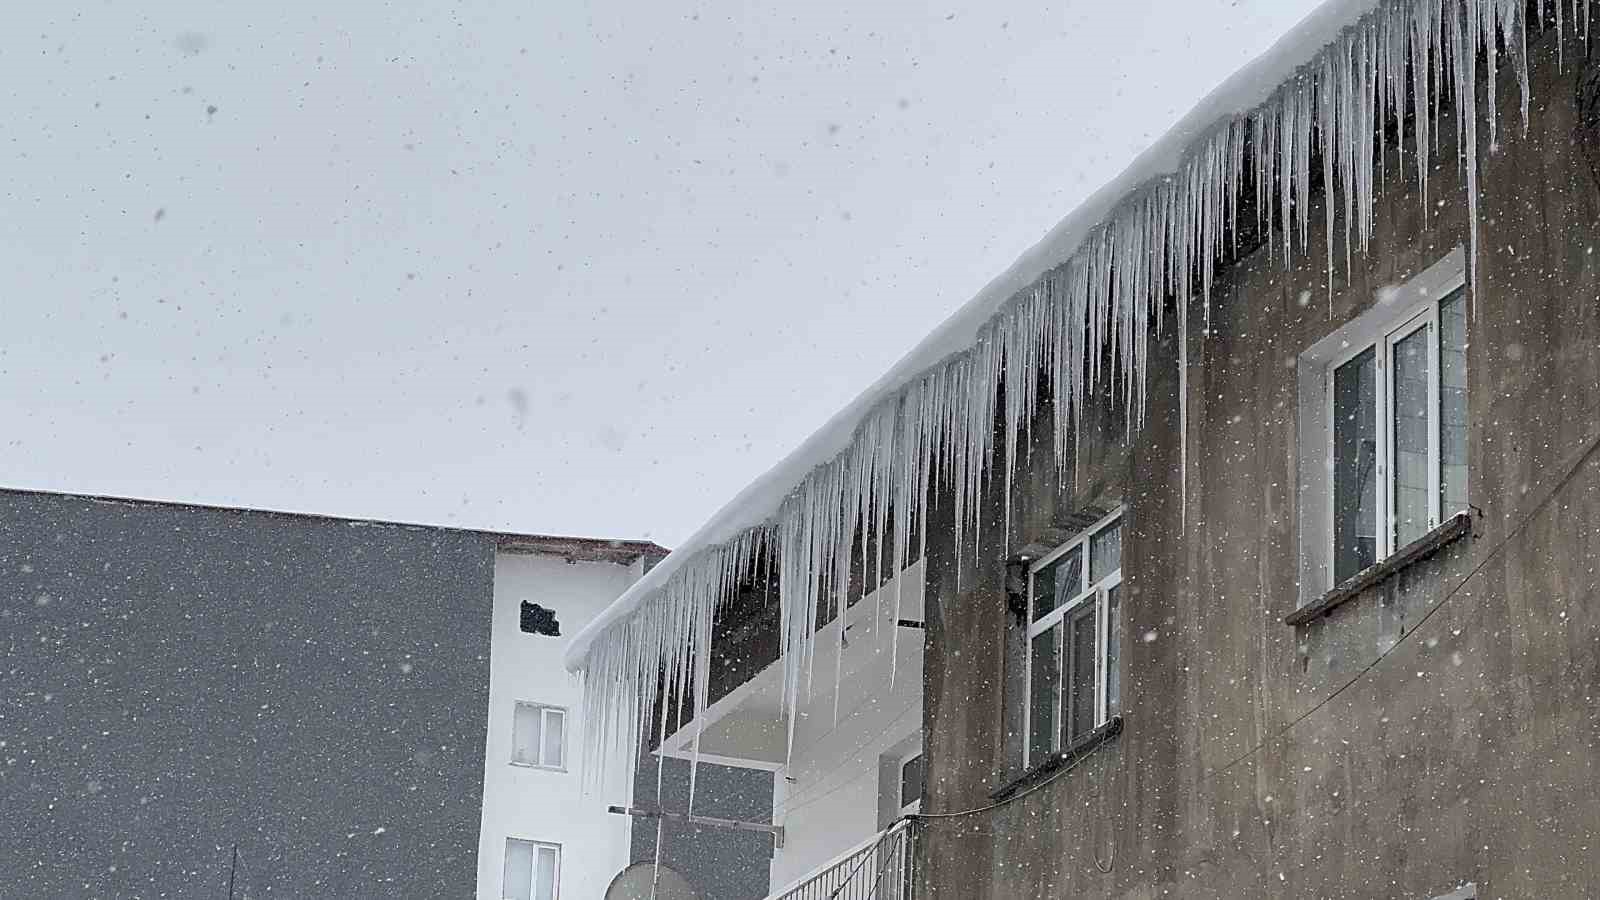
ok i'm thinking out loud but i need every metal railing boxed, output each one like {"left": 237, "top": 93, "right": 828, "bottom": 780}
{"left": 767, "top": 818, "right": 918, "bottom": 900}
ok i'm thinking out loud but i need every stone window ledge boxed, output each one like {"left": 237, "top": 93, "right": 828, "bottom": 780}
{"left": 1285, "top": 511, "right": 1474, "bottom": 627}
{"left": 989, "top": 716, "right": 1122, "bottom": 801}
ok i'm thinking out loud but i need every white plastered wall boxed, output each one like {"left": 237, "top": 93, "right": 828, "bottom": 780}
{"left": 477, "top": 551, "right": 643, "bottom": 900}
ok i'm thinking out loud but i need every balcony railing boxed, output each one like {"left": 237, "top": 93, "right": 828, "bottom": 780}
{"left": 767, "top": 818, "right": 919, "bottom": 900}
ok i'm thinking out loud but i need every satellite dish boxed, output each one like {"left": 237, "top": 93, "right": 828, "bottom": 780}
{"left": 603, "top": 862, "right": 700, "bottom": 900}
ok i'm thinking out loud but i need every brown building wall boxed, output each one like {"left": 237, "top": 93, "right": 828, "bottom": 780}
{"left": 917, "top": 27, "right": 1600, "bottom": 899}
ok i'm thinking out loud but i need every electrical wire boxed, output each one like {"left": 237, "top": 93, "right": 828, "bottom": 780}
{"left": 912, "top": 427, "right": 1600, "bottom": 822}
{"left": 768, "top": 704, "right": 917, "bottom": 820}
{"left": 819, "top": 825, "right": 897, "bottom": 900}
{"left": 1190, "top": 427, "right": 1600, "bottom": 790}
{"left": 684, "top": 429, "right": 1600, "bottom": 900}
{"left": 860, "top": 821, "right": 916, "bottom": 899}
{"left": 800, "top": 430, "right": 1599, "bottom": 898}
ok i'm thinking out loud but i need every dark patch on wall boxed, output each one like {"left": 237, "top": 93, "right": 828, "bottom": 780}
{"left": 630, "top": 755, "right": 774, "bottom": 900}
{"left": 0, "top": 490, "right": 493, "bottom": 898}
{"left": 519, "top": 600, "right": 561, "bottom": 636}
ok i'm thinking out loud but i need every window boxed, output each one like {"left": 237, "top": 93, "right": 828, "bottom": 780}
{"left": 1328, "top": 285, "right": 1468, "bottom": 584}
{"left": 512, "top": 702, "right": 566, "bottom": 769}
{"left": 1025, "top": 511, "right": 1122, "bottom": 768}
{"left": 1297, "top": 248, "right": 1469, "bottom": 601}
{"left": 503, "top": 838, "right": 559, "bottom": 900}
{"left": 898, "top": 751, "right": 923, "bottom": 815}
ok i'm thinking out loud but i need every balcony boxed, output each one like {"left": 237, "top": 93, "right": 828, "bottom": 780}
{"left": 765, "top": 818, "right": 919, "bottom": 900}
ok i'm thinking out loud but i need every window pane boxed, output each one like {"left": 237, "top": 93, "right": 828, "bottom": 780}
{"left": 1031, "top": 559, "right": 1055, "bottom": 622}
{"left": 1333, "top": 347, "right": 1377, "bottom": 582}
{"left": 542, "top": 709, "right": 565, "bottom": 768}
{"left": 1032, "top": 546, "right": 1082, "bottom": 622}
{"left": 1066, "top": 607, "right": 1097, "bottom": 742}
{"left": 534, "top": 846, "right": 558, "bottom": 900}
{"left": 1105, "top": 585, "right": 1121, "bottom": 719}
{"left": 503, "top": 839, "right": 534, "bottom": 900}
{"left": 1439, "top": 290, "right": 1468, "bottom": 515}
{"left": 1089, "top": 520, "right": 1121, "bottom": 584}
{"left": 1028, "top": 626, "right": 1060, "bottom": 762}
{"left": 512, "top": 705, "right": 541, "bottom": 766}
{"left": 1392, "top": 322, "right": 1432, "bottom": 548}
{"left": 899, "top": 754, "right": 923, "bottom": 809}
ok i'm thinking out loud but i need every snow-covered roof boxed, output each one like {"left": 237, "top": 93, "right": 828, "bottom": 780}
{"left": 565, "top": 0, "right": 1542, "bottom": 783}
{"left": 572, "top": 0, "right": 1401, "bottom": 670}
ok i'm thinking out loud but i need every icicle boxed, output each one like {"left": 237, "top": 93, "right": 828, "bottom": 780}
{"left": 1178, "top": 289, "right": 1189, "bottom": 531}
{"left": 1321, "top": 52, "right": 1338, "bottom": 313}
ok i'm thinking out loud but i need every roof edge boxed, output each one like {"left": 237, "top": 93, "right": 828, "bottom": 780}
{"left": 565, "top": 0, "right": 1388, "bottom": 670}
{"left": 0, "top": 485, "right": 668, "bottom": 564}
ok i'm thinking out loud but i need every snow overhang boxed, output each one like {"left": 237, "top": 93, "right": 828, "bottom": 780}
{"left": 565, "top": 0, "right": 1401, "bottom": 672}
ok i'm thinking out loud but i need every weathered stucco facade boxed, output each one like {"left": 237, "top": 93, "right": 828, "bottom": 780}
{"left": 914, "top": 26, "right": 1600, "bottom": 899}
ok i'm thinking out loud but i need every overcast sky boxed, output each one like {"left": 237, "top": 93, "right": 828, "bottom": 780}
{"left": 1, "top": 0, "right": 1321, "bottom": 547}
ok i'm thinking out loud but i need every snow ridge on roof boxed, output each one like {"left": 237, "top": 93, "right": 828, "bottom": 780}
{"left": 566, "top": 0, "right": 1549, "bottom": 789}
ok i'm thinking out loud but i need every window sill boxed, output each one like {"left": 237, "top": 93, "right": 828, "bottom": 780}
{"left": 989, "top": 716, "right": 1122, "bottom": 801}
{"left": 1285, "top": 511, "right": 1474, "bottom": 627}
{"left": 508, "top": 761, "right": 567, "bottom": 773}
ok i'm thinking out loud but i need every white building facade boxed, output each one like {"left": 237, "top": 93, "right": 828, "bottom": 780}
{"left": 477, "top": 536, "right": 665, "bottom": 900}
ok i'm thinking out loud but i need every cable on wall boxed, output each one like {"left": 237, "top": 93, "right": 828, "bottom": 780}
{"left": 911, "top": 427, "right": 1600, "bottom": 822}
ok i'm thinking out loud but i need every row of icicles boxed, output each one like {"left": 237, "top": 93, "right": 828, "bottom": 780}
{"left": 578, "top": 0, "right": 1590, "bottom": 813}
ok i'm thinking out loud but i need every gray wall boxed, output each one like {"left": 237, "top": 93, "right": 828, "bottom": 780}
{"left": 0, "top": 490, "right": 494, "bottom": 898}
{"left": 917, "top": 25, "right": 1600, "bottom": 900}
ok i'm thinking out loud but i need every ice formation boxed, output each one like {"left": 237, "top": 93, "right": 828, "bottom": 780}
{"left": 570, "top": 0, "right": 1578, "bottom": 798}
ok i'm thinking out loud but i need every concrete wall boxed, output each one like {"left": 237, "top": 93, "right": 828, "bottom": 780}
{"left": 917, "top": 27, "right": 1600, "bottom": 900}
{"left": 0, "top": 490, "right": 493, "bottom": 898}
{"left": 477, "top": 551, "right": 641, "bottom": 900}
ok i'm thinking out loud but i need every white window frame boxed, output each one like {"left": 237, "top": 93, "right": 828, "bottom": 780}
{"left": 897, "top": 749, "right": 923, "bottom": 816}
{"left": 1297, "top": 248, "right": 1468, "bottom": 603}
{"left": 511, "top": 702, "right": 567, "bottom": 771}
{"left": 1022, "top": 508, "right": 1123, "bottom": 769}
{"left": 1325, "top": 301, "right": 1453, "bottom": 568}
{"left": 502, "top": 837, "right": 560, "bottom": 900}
